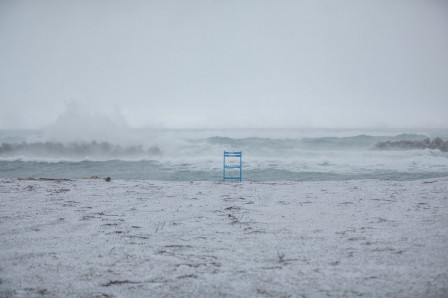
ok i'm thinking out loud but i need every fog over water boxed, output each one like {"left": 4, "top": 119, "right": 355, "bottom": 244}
{"left": 1, "top": 0, "right": 448, "bottom": 129}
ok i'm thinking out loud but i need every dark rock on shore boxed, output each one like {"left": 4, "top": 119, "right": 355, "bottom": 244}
{"left": 375, "top": 137, "right": 448, "bottom": 152}
{"left": 0, "top": 141, "right": 162, "bottom": 158}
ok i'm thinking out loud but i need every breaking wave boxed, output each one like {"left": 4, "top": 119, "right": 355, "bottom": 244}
{"left": 0, "top": 133, "right": 436, "bottom": 161}
{"left": 1, "top": 128, "right": 447, "bottom": 181}
{"left": 204, "top": 133, "right": 431, "bottom": 152}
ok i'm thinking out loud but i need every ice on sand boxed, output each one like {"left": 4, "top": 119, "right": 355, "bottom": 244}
{"left": 0, "top": 178, "right": 447, "bottom": 297}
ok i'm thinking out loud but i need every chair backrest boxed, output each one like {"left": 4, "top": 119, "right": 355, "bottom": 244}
{"left": 223, "top": 151, "right": 242, "bottom": 182}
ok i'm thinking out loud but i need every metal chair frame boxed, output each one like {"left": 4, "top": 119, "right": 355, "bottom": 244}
{"left": 223, "top": 151, "right": 242, "bottom": 182}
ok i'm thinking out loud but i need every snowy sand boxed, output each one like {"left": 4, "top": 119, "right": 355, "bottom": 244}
{"left": 0, "top": 178, "right": 447, "bottom": 298}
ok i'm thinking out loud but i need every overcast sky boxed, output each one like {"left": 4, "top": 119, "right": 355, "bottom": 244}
{"left": 1, "top": 0, "right": 447, "bottom": 129}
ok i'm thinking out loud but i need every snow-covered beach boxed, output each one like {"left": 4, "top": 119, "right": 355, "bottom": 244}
{"left": 2, "top": 0, "right": 448, "bottom": 296}
{"left": 0, "top": 178, "right": 447, "bottom": 297}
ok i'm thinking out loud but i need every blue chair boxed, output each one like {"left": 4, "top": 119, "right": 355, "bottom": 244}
{"left": 223, "top": 151, "right": 242, "bottom": 182}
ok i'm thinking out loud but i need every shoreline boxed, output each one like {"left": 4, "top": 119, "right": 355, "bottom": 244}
{"left": 1, "top": 178, "right": 447, "bottom": 297}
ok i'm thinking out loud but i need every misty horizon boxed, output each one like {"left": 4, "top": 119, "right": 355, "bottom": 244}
{"left": 1, "top": 0, "right": 447, "bottom": 129}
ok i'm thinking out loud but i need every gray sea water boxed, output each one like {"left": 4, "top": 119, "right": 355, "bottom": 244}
{"left": 1, "top": 128, "right": 447, "bottom": 181}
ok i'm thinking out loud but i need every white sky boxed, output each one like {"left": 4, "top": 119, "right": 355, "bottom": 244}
{"left": 1, "top": 0, "right": 447, "bottom": 129}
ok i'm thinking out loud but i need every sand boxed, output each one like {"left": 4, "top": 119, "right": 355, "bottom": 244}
{"left": 0, "top": 178, "right": 447, "bottom": 297}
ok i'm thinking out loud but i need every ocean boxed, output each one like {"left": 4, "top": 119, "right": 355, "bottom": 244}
{"left": 1, "top": 128, "right": 447, "bottom": 181}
